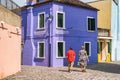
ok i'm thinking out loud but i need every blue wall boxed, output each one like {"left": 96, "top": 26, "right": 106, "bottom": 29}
{"left": 52, "top": 2, "right": 98, "bottom": 66}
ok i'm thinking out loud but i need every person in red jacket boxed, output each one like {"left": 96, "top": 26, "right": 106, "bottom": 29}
{"left": 66, "top": 47, "right": 76, "bottom": 72}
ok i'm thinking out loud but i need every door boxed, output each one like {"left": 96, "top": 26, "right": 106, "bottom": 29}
{"left": 100, "top": 42, "right": 107, "bottom": 62}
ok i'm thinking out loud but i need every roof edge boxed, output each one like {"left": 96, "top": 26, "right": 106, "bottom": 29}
{"left": 21, "top": 0, "right": 98, "bottom": 11}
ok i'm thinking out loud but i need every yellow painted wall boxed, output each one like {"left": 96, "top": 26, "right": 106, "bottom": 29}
{"left": 0, "top": 6, "right": 21, "bottom": 27}
{"left": 88, "top": 0, "right": 111, "bottom": 29}
{"left": 98, "top": 53, "right": 111, "bottom": 62}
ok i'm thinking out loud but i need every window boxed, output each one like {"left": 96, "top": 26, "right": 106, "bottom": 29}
{"left": 38, "top": 42, "right": 45, "bottom": 58}
{"left": 57, "top": 41, "right": 65, "bottom": 58}
{"left": 38, "top": 12, "right": 45, "bottom": 29}
{"left": 57, "top": 12, "right": 65, "bottom": 28}
{"left": 87, "top": 17, "right": 95, "bottom": 31}
{"left": 84, "top": 42, "right": 91, "bottom": 56}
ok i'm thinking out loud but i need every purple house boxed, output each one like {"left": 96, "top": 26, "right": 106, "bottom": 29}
{"left": 21, "top": 0, "right": 98, "bottom": 67}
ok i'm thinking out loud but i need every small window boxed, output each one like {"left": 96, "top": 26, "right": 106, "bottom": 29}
{"left": 57, "top": 12, "right": 65, "bottom": 28}
{"left": 38, "top": 13, "right": 45, "bottom": 29}
{"left": 84, "top": 42, "right": 91, "bottom": 56}
{"left": 57, "top": 41, "right": 65, "bottom": 58}
{"left": 88, "top": 17, "right": 95, "bottom": 31}
{"left": 38, "top": 42, "right": 45, "bottom": 58}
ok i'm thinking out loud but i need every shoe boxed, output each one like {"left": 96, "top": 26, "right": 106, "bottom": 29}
{"left": 82, "top": 70, "right": 86, "bottom": 72}
{"left": 83, "top": 70, "right": 86, "bottom": 72}
{"left": 68, "top": 69, "right": 71, "bottom": 73}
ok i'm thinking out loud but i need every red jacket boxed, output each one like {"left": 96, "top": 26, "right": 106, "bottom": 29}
{"left": 66, "top": 50, "right": 76, "bottom": 62}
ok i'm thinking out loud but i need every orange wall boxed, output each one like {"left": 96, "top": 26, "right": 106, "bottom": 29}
{"left": 88, "top": 0, "right": 111, "bottom": 29}
{"left": 0, "top": 21, "right": 21, "bottom": 79}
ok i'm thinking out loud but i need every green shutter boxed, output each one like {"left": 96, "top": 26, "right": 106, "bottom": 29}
{"left": 85, "top": 43, "right": 90, "bottom": 55}
{"left": 108, "top": 42, "right": 111, "bottom": 53}
{"left": 58, "top": 13, "right": 63, "bottom": 28}
{"left": 39, "top": 14, "right": 44, "bottom": 28}
{"left": 58, "top": 42, "right": 63, "bottom": 57}
{"left": 88, "top": 18, "right": 91, "bottom": 30}
{"left": 91, "top": 18, "right": 95, "bottom": 30}
{"left": 97, "top": 42, "right": 100, "bottom": 53}
{"left": 39, "top": 43, "right": 44, "bottom": 57}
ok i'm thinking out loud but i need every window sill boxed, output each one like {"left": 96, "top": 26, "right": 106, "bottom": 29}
{"left": 56, "top": 57, "right": 65, "bottom": 59}
{"left": 56, "top": 27, "right": 65, "bottom": 30}
{"left": 37, "top": 28, "right": 45, "bottom": 31}
{"left": 36, "top": 57, "right": 45, "bottom": 59}
{"left": 87, "top": 30, "right": 95, "bottom": 32}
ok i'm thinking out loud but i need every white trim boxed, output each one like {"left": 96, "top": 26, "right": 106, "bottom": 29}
{"left": 38, "top": 12, "right": 45, "bottom": 30}
{"left": 84, "top": 42, "right": 91, "bottom": 56}
{"left": 87, "top": 16, "right": 95, "bottom": 32}
{"left": 56, "top": 41, "right": 65, "bottom": 58}
{"left": 56, "top": 11, "right": 65, "bottom": 29}
{"left": 37, "top": 41, "right": 45, "bottom": 59}
{"left": 98, "top": 37, "right": 112, "bottom": 39}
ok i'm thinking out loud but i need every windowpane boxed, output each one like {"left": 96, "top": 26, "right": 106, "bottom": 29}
{"left": 91, "top": 18, "right": 95, "bottom": 30}
{"left": 88, "top": 18, "right": 95, "bottom": 31}
{"left": 39, "top": 13, "right": 44, "bottom": 28}
{"left": 58, "top": 42, "right": 63, "bottom": 57}
{"left": 57, "top": 13, "right": 63, "bottom": 28}
{"left": 85, "top": 43, "right": 90, "bottom": 56}
{"left": 38, "top": 43, "right": 44, "bottom": 57}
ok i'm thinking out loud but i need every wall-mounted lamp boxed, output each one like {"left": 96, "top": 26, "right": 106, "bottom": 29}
{"left": 48, "top": 15, "right": 53, "bottom": 21}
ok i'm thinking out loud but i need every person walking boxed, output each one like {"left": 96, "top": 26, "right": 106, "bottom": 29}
{"left": 66, "top": 47, "right": 76, "bottom": 72}
{"left": 78, "top": 46, "right": 89, "bottom": 72}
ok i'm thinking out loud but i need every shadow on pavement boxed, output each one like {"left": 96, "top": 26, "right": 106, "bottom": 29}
{"left": 87, "top": 62, "right": 120, "bottom": 74}
{"left": 59, "top": 70, "right": 68, "bottom": 72}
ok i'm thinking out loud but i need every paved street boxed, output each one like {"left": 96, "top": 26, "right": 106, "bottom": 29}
{"left": 2, "top": 61, "right": 120, "bottom": 80}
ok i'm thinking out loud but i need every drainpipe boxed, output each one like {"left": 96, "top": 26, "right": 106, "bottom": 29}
{"left": 48, "top": 8, "right": 53, "bottom": 67}
{"left": 48, "top": 19, "right": 51, "bottom": 67}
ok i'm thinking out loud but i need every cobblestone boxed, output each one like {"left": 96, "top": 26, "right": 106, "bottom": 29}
{"left": 2, "top": 61, "right": 120, "bottom": 80}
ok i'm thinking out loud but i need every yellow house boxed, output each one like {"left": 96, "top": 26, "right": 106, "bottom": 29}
{"left": 88, "top": 0, "right": 112, "bottom": 62}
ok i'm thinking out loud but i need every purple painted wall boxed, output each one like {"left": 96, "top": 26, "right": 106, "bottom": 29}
{"left": 22, "top": 2, "right": 98, "bottom": 67}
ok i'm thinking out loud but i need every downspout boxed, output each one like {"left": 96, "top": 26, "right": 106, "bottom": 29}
{"left": 48, "top": 18, "right": 51, "bottom": 67}
{"left": 48, "top": 8, "right": 53, "bottom": 67}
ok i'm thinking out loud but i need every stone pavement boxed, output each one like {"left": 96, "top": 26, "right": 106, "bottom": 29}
{"left": 2, "top": 61, "right": 120, "bottom": 80}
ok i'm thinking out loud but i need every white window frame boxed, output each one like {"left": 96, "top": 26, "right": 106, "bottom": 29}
{"left": 56, "top": 11, "right": 65, "bottom": 29}
{"left": 84, "top": 42, "right": 91, "bottom": 56}
{"left": 87, "top": 16, "right": 95, "bottom": 32}
{"left": 37, "top": 41, "right": 45, "bottom": 59}
{"left": 38, "top": 12, "right": 45, "bottom": 29}
{"left": 56, "top": 41, "right": 65, "bottom": 58}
